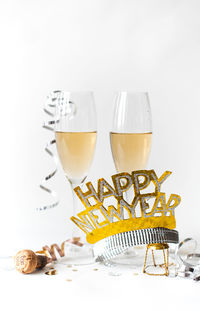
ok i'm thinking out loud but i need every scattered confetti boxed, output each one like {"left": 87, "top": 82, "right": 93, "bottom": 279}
{"left": 45, "top": 269, "right": 57, "bottom": 275}
{"left": 108, "top": 271, "right": 122, "bottom": 276}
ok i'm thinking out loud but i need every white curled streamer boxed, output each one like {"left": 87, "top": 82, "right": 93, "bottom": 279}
{"left": 37, "top": 91, "right": 61, "bottom": 211}
{"left": 176, "top": 238, "right": 200, "bottom": 280}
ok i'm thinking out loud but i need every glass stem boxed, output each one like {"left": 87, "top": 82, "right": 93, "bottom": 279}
{"left": 71, "top": 182, "right": 82, "bottom": 239}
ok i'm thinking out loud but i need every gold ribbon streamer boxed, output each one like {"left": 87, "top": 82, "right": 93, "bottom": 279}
{"left": 36, "top": 238, "right": 83, "bottom": 261}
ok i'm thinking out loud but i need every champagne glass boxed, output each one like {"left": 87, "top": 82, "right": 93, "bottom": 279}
{"left": 110, "top": 91, "right": 152, "bottom": 265}
{"left": 55, "top": 91, "right": 97, "bottom": 263}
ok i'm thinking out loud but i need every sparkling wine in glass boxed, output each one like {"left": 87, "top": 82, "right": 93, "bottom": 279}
{"left": 110, "top": 132, "right": 152, "bottom": 172}
{"left": 55, "top": 91, "right": 97, "bottom": 263}
{"left": 110, "top": 91, "right": 152, "bottom": 265}
{"left": 56, "top": 131, "right": 97, "bottom": 185}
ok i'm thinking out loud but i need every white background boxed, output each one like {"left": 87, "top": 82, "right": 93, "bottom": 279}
{"left": 0, "top": 0, "right": 200, "bottom": 309}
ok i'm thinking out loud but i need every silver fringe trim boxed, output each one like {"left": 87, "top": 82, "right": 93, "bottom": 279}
{"left": 94, "top": 227, "right": 179, "bottom": 262}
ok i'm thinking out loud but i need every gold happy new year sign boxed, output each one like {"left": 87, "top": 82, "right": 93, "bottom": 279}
{"left": 71, "top": 170, "right": 181, "bottom": 244}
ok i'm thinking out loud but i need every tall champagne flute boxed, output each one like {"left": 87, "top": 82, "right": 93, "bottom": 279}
{"left": 110, "top": 92, "right": 152, "bottom": 265}
{"left": 55, "top": 91, "right": 97, "bottom": 263}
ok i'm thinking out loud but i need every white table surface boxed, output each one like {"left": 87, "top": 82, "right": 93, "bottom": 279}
{"left": 1, "top": 254, "right": 199, "bottom": 311}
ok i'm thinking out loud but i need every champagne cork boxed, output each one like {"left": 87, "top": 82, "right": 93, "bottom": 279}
{"left": 14, "top": 250, "right": 50, "bottom": 274}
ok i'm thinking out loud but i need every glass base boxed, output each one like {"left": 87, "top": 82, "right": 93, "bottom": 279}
{"left": 58, "top": 242, "right": 95, "bottom": 266}
{"left": 109, "top": 246, "right": 146, "bottom": 267}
